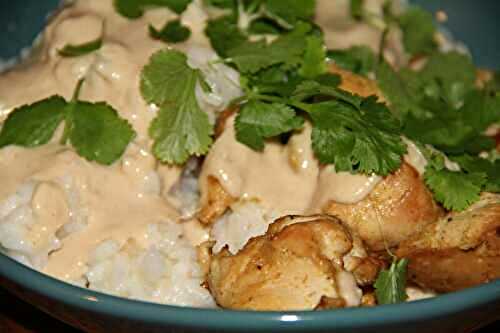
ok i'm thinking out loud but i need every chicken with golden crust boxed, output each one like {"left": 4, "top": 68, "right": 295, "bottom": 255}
{"left": 323, "top": 162, "right": 443, "bottom": 251}
{"left": 207, "top": 215, "right": 384, "bottom": 311}
{"left": 396, "top": 193, "right": 500, "bottom": 293}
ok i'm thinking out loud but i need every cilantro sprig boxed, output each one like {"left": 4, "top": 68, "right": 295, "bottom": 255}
{"left": 374, "top": 258, "right": 409, "bottom": 305}
{"left": 149, "top": 19, "right": 191, "bottom": 43}
{"left": 58, "top": 36, "right": 103, "bottom": 57}
{"left": 140, "top": 50, "right": 213, "bottom": 164}
{"left": 114, "top": 0, "right": 192, "bottom": 18}
{"left": 377, "top": 51, "right": 500, "bottom": 211}
{"left": 0, "top": 80, "right": 135, "bottom": 165}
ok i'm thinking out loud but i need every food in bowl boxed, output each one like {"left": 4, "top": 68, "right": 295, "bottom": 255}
{"left": 0, "top": 0, "right": 498, "bottom": 311}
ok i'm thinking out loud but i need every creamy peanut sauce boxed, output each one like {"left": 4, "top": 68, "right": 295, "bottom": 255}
{"left": 0, "top": 0, "right": 223, "bottom": 280}
{"left": 0, "top": 144, "right": 179, "bottom": 280}
{"left": 200, "top": 117, "right": 385, "bottom": 216}
{"left": 0, "top": 0, "right": 414, "bottom": 284}
{"left": 403, "top": 137, "right": 428, "bottom": 175}
{"left": 200, "top": 0, "right": 411, "bottom": 216}
{"left": 200, "top": 119, "right": 319, "bottom": 216}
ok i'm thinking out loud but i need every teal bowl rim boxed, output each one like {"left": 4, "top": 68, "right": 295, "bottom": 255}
{"left": 1, "top": 252, "right": 499, "bottom": 330}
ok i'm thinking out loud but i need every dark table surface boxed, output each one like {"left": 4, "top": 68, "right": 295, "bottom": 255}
{"left": 0, "top": 287, "right": 497, "bottom": 333}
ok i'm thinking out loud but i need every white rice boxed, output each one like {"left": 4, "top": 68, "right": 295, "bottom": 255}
{"left": 0, "top": 174, "right": 215, "bottom": 308}
{"left": 85, "top": 222, "right": 215, "bottom": 307}
{"left": 0, "top": 180, "right": 75, "bottom": 270}
{"left": 211, "top": 200, "right": 278, "bottom": 255}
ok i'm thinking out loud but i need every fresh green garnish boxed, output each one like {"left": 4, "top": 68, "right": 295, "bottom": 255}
{"left": 308, "top": 97, "right": 405, "bottom": 176}
{"left": 263, "top": 0, "right": 317, "bottom": 27}
{"left": 424, "top": 165, "right": 486, "bottom": 212}
{"left": 205, "top": 15, "right": 247, "bottom": 58}
{"left": 0, "top": 80, "right": 135, "bottom": 165}
{"left": 235, "top": 101, "right": 303, "bottom": 150}
{"left": 114, "top": 0, "right": 192, "bottom": 18}
{"left": 377, "top": 51, "right": 500, "bottom": 211}
{"left": 299, "top": 35, "right": 327, "bottom": 79}
{"left": 227, "top": 22, "right": 313, "bottom": 75}
{"left": 58, "top": 37, "right": 103, "bottom": 57}
{"left": 204, "top": 0, "right": 316, "bottom": 59}
{"left": 327, "top": 46, "right": 376, "bottom": 76}
{"left": 451, "top": 154, "right": 500, "bottom": 193}
{"left": 378, "top": 52, "right": 477, "bottom": 119}
{"left": 140, "top": 50, "right": 213, "bottom": 164}
{"left": 403, "top": 90, "right": 500, "bottom": 154}
{"left": 374, "top": 258, "right": 409, "bottom": 305}
{"left": 350, "top": 0, "right": 364, "bottom": 21}
{"left": 399, "top": 6, "right": 437, "bottom": 55}
{"left": 0, "top": 96, "right": 67, "bottom": 148}
{"left": 149, "top": 19, "right": 191, "bottom": 43}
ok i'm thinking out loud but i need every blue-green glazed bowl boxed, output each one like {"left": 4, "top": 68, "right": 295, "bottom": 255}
{"left": 1, "top": 1, "right": 499, "bottom": 332}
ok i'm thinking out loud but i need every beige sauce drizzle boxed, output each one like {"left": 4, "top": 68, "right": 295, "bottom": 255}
{"left": 200, "top": 118, "right": 319, "bottom": 216}
{"left": 0, "top": 145, "right": 179, "bottom": 281}
{"left": 403, "top": 137, "right": 428, "bottom": 175}
{"left": 0, "top": 0, "right": 406, "bottom": 284}
{"left": 310, "top": 166, "right": 382, "bottom": 211}
{"left": 201, "top": 118, "right": 382, "bottom": 215}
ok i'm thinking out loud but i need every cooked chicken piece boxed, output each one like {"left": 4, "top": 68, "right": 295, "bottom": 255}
{"left": 207, "top": 215, "right": 383, "bottom": 311}
{"left": 323, "top": 66, "right": 442, "bottom": 251}
{"left": 328, "top": 63, "right": 385, "bottom": 99}
{"left": 198, "top": 175, "right": 234, "bottom": 225}
{"left": 396, "top": 193, "right": 500, "bottom": 293}
{"left": 324, "top": 162, "right": 443, "bottom": 251}
{"left": 199, "top": 64, "right": 442, "bottom": 254}
{"left": 198, "top": 65, "right": 384, "bottom": 225}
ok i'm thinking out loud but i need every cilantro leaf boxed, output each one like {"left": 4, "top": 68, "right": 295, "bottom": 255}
{"left": 227, "top": 22, "right": 312, "bottom": 74}
{"left": 203, "top": 0, "right": 234, "bottom": 9}
{"left": 114, "top": 0, "right": 192, "bottom": 18}
{"left": 350, "top": 0, "right": 364, "bottom": 21}
{"left": 299, "top": 35, "right": 327, "bottom": 79}
{"left": 235, "top": 101, "right": 304, "bottom": 150}
{"left": 309, "top": 96, "right": 406, "bottom": 175}
{"left": 374, "top": 259, "right": 409, "bottom": 305}
{"left": 327, "top": 46, "right": 376, "bottom": 76}
{"left": 264, "top": 0, "right": 316, "bottom": 26}
{"left": 67, "top": 101, "right": 136, "bottom": 165}
{"left": 376, "top": 62, "right": 425, "bottom": 119}
{"left": 451, "top": 154, "right": 500, "bottom": 193}
{"left": 149, "top": 19, "right": 191, "bottom": 43}
{"left": 424, "top": 164, "right": 486, "bottom": 211}
{"left": 403, "top": 89, "right": 500, "bottom": 154}
{"left": 0, "top": 83, "right": 135, "bottom": 165}
{"left": 58, "top": 37, "right": 103, "bottom": 58}
{"left": 245, "top": 66, "right": 305, "bottom": 96}
{"left": 248, "top": 18, "right": 283, "bottom": 35}
{"left": 419, "top": 52, "right": 476, "bottom": 107}
{"left": 205, "top": 15, "right": 247, "bottom": 58}
{"left": 398, "top": 6, "right": 437, "bottom": 55}
{"left": 292, "top": 80, "right": 362, "bottom": 109}
{"left": 141, "top": 50, "right": 213, "bottom": 164}
{"left": 0, "top": 96, "right": 67, "bottom": 148}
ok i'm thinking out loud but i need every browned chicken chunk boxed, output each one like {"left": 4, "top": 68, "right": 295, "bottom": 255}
{"left": 199, "top": 63, "right": 443, "bottom": 255}
{"left": 207, "top": 215, "right": 383, "bottom": 311}
{"left": 328, "top": 63, "right": 384, "bottom": 99}
{"left": 198, "top": 175, "right": 234, "bottom": 225}
{"left": 324, "top": 162, "right": 443, "bottom": 251}
{"left": 396, "top": 193, "right": 500, "bottom": 292}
